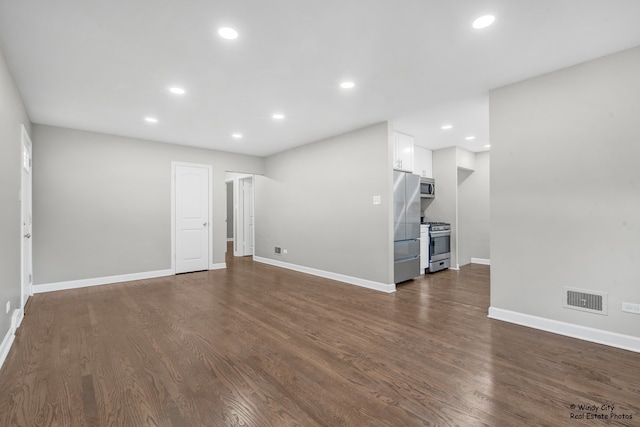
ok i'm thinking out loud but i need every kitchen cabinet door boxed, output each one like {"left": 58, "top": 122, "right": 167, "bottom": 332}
{"left": 394, "top": 132, "right": 414, "bottom": 172}
{"left": 414, "top": 146, "right": 433, "bottom": 178}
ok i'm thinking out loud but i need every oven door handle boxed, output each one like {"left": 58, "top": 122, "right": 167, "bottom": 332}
{"left": 430, "top": 230, "right": 451, "bottom": 237}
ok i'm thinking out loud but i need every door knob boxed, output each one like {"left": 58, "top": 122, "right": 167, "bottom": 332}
{"left": 24, "top": 233, "right": 31, "bottom": 238}
{"left": 203, "top": 222, "right": 208, "bottom": 227}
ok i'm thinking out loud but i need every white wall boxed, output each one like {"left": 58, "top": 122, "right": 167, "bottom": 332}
{"left": 424, "top": 147, "right": 458, "bottom": 267}
{"left": 32, "top": 125, "right": 264, "bottom": 286}
{"left": 456, "top": 148, "right": 475, "bottom": 171}
{"left": 255, "top": 122, "right": 394, "bottom": 289}
{"left": 458, "top": 151, "right": 490, "bottom": 265}
{"left": 425, "top": 147, "right": 490, "bottom": 269}
{"left": 490, "top": 46, "right": 640, "bottom": 340}
{"left": 0, "top": 46, "right": 31, "bottom": 354}
{"left": 0, "top": 47, "right": 31, "bottom": 351}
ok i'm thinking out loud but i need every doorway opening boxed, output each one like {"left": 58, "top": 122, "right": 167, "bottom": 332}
{"left": 225, "top": 172, "right": 255, "bottom": 257}
{"left": 20, "top": 125, "right": 33, "bottom": 320}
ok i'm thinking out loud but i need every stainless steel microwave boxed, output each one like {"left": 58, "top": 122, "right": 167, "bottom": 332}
{"left": 420, "top": 177, "right": 435, "bottom": 198}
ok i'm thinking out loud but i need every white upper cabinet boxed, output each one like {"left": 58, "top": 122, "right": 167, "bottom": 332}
{"left": 393, "top": 132, "right": 414, "bottom": 172}
{"left": 413, "top": 146, "right": 433, "bottom": 178}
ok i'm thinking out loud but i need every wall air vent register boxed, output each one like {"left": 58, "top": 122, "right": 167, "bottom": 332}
{"left": 563, "top": 287, "right": 608, "bottom": 315}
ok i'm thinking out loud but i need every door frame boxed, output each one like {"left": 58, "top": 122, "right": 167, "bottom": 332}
{"left": 20, "top": 125, "right": 33, "bottom": 319}
{"left": 232, "top": 175, "right": 255, "bottom": 257}
{"left": 170, "top": 161, "right": 213, "bottom": 273}
{"left": 241, "top": 176, "right": 254, "bottom": 256}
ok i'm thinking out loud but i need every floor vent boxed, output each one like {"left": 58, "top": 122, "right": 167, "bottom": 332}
{"left": 563, "top": 287, "right": 608, "bottom": 315}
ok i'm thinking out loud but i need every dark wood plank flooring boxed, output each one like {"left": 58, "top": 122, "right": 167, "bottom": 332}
{"left": 1, "top": 249, "right": 639, "bottom": 426}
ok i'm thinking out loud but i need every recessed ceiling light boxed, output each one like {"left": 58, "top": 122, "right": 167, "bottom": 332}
{"left": 232, "top": 133, "right": 243, "bottom": 139}
{"left": 218, "top": 27, "right": 238, "bottom": 40}
{"left": 340, "top": 81, "right": 355, "bottom": 89}
{"left": 169, "top": 87, "right": 185, "bottom": 95}
{"left": 441, "top": 124, "right": 453, "bottom": 130}
{"left": 472, "top": 15, "right": 495, "bottom": 29}
{"left": 145, "top": 117, "right": 158, "bottom": 123}
{"left": 272, "top": 113, "right": 285, "bottom": 120}
{"left": 465, "top": 136, "right": 476, "bottom": 140}
{"left": 485, "top": 144, "right": 491, "bottom": 148}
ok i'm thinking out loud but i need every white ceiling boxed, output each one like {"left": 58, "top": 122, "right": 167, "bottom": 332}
{"left": 393, "top": 96, "right": 490, "bottom": 152}
{"left": 1, "top": 1, "right": 639, "bottom": 157}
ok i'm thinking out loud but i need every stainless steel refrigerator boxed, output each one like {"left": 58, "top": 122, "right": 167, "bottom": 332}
{"left": 393, "top": 171, "right": 421, "bottom": 283}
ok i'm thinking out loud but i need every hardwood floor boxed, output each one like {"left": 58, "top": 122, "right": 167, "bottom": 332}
{"left": 1, "top": 251, "right": 639, "bottom": 426}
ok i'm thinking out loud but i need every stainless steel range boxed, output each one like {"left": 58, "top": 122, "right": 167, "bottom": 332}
{"left": 425, "top": 222, "right": 451, "bottom": 273}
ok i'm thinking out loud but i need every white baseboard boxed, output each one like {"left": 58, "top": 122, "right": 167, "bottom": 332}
{"left": 488, "top": 307, "right": 640, "bottom": 353}
{"left": 471, "top": 258, "right": 491, "bottom": 265}
{"left": 0, "top": 308, "right": 24, "bottom": 372}
{"left": 33, "top": 269, "right": 174, "bottom": 294}
{"left": 209, "top": 263, "right": 226, "bottom": 270}
{"left": 11, "top": 308, "right": 23, "bottom": 331}
{"left": 253, "top": 256, "right": 396, "bottom": 293}
{"left": 226, "top": 238, "right": 234, "bottom": 242}
{"left": 0, "top": 325, "right": 15, "bottom": 372}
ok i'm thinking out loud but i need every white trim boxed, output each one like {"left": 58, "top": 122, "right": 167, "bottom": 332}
{"left": 171, "top": 162, "right": 214, "bottom": 273}
{"left": 171, "top": 164, "right": 176, "bottom": 272}
{"left": 471, "top": 258, "right": 491, "bottom": 265}
{"left": 0, "top": 324, "right": 16, "bottom": 371}
{"left": 227, "top": 238, "right": 234, "bottom": 242}
{"left": 488, "top": 307, "right": 640, "bottom": 353}
{"left": 0, "top": 309, "right": 23, "bottom": 371}
{"left": 11, "top": 307, "right": 24, "bottom": 331}
{"left": 254, "top": 256, "right": 396, "bottom": 293}
{"left": 33, "top": 269, "right": 174, "bottom": 294}
{"left": 210, "top": 263, "right": 226, "bottom": 270}
{"left": 20, "top": 125, "right": 33, "bottom": 314}
{"left": 232, "top": 175, "right": 255, "bottom": 257}
{"left": 206, "top": 164, "right": 214, "bottom": 270}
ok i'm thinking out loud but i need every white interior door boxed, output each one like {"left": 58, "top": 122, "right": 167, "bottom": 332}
{"left": 234, "top": 179, "right": 243, "bottom": 256}
{"left": 21, "top": 126, "right": 33, "bottom": 311}
{"left": 242, "top": 178, "right": 254, "bottom": 255}
{"left": 234, "top": 176, "right": 254, "bottom": 256}
{"left": 175, "top": 165, "right": 209, "bottom": 273}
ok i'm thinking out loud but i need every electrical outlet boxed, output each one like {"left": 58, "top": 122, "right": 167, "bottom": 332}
{"left": 5, "top": 301, "right": 9, "bottom": 314}
{"left": 622, "top": 302, "right": 640, "bottom": 315}
{"left": 283, "top": 249, "right": 288, "bottom": 254}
